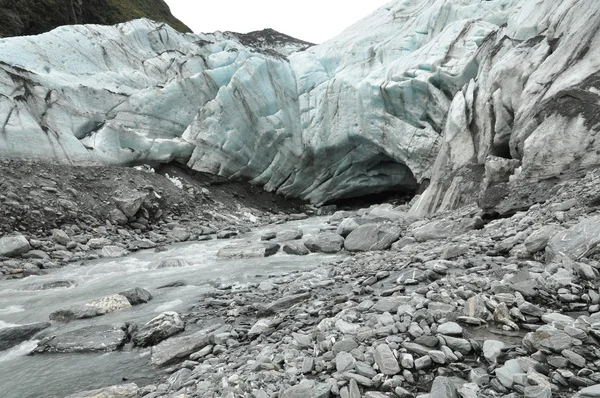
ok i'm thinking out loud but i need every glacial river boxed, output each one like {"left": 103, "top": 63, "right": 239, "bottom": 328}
{"left": 0, "top": 217, "right": 344, "bottom": 398}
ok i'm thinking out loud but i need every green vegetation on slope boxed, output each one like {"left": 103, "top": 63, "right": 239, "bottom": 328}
{"left": 0, "top": 0, "right": 191, "bottom": 38}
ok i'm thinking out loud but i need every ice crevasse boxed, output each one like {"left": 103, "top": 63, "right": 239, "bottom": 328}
{"left": 0, "top": 0, "right": 599, "bottom": 211}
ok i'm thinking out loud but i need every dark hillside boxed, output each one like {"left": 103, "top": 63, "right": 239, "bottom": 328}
{"left": 0, "top": 0, "right": 191, "bottom": 37}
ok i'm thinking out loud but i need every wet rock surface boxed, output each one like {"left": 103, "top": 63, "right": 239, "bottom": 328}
{"left": 0, "top": 160, "right": 305, "bottom": 279}
{"left": 81, "top": 175, "right": 600, "bottom": 398}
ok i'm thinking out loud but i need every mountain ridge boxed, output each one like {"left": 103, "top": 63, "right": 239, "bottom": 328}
{"left": 0, "top": 0, "right": 191, "bottom": 37}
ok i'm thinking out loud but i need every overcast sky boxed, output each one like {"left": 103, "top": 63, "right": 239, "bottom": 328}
{"left": 164, "top": 1, "right": 391, "bottom": 44}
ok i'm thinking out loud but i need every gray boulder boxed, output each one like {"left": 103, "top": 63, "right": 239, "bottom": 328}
{"left": 276, "top": 229, "right": 303, "bottom": 241}
{"left": 170, "top": 227, "right": 190, "bottom": 242}
{"left": 523, "top": 225, "right": 563, "bottom": 253}
{"left": 336, "top": 218, "right": 360, "bottom": 237}
{"left": 0, "top": 234, "right": 31, "bottom": 257}
{"left": 344, "top": 224, "right": 400, "bottom": 252}
{"left": 374, "top": 344, "right": 401, "bottom": 375}
{"left": 113, "top": 192, "right": 146, "bottom": 218}
{"left": 118, "top": 287, "right": 153, "bottom": 305}
{"left": 32, "top": 324, "right": 128, "bottom": 354}
{"left": 49, "top": 294, "right": 132, "bottom": 322}
{"left": 108, "top": 209, "right": 128, "bottom": 225}
{"left": 0, "top": 322, "right": 51, "bottom": 351}
{"left": 429, "top": 376, "right": 461, "bottom": 398}
{"left": 523, "top": 325, "right": 582, "bottom": 354}
{"left": 547, "top": 216, "right": 600, "bottom": 260}
{"left": 283, "top": 242, "right": 310, "bottom": 256}
{"left": 151, "top": 329, "right": 213, "bottom": 366}
{"left": 133, "top": 311, "right": 185, "bottom": 347}
{"left": 217, "top": 242, "right": 280, "bottom": 258}
{"left": 412, "top": 218, "right": 482, "bottom": 242}
{"left": 304, "top": 233, "right": 345, "bottom": 253}
{"left": 574, "top": 385, "right": 600, "bottom": 398}
{"left": 52, "top": 229, "right": 70, "bottom": 245}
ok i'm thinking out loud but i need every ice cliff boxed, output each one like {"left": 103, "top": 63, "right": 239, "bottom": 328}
{"left": 1, "top": 0, "right": 599, "bottom": 211}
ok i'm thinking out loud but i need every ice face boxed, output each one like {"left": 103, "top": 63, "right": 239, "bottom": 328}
{"left": 1, "top": 1, "right": 598, "bottom": 209}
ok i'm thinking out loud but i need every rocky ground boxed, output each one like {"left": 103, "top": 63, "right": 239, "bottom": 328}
{"left": 0, "top": 160, "right": 307, "bottom": 279}
{"left": 37, "top": 169, "right": 600, "bottom": 398}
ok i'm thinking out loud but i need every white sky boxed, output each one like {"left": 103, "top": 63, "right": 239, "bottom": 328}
{"left": 164, "top": 1, "right": 391, "bottom": 44}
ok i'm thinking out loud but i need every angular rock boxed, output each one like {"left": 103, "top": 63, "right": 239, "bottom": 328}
{"left": 151, "top": 329, "right": 213, "bottom": 366}
{"left": 170, "top": 227, "right": 190, "bottom": 242}
{"left": 118, "top": 287, "right": 153, "bottom": 305}
{"left": 495, "top": 359, "right": 523, "bottom": 388}
{"left": 413, "top": 219, "right": 480, "bottom": 242}
{"left": 257, "top": 292, "right": 311, "bottom": 316}
{"left": 374, "top": 344, "right": 400, "bottom": 375}
{"left": 437, "top": 322, "right": 463, "bottom": 336}
{"left": 276, "top": 229, "right": 303, "bottom": 241}
{"left": 482, "top": 340, "right": 505, "bottom": 364}
{"left": 108, "top": 209, "right": 128, "bottom": 226}
{"left": 574, "top": 385, "right": 600, "bottom": 398}
{"left": 429, "top": 376, "right": 459, "bottom": 398}
{"left": 344, "top": 224, "right": 401, "bottom": 252}
{"left": 113, "top": 192, "right": 146, "bottom": 218}
{"left": 524, "top": 225, "right": 562, "bottom": 253}
{"left": 547, "top": 216, "right": 600, "bottom": 260}
{"left": 523, "top": 325, "right": 582, "bottom": 354}
{"left": 282, "top": 242, "right": 310, "bottom": 256}
{"left": 463, "top": 295, "right": 491, "bottom": 320}
{"left": 336, "top": 218, "right": 360, "bottom": 237}
{"left": 336, "top": 351, "right": 356, "bottom": 372}
{"left": 52, "top": 229, "right": 70, "bottom": 245}
{"left": 0, "top": 234, "right": 31, "bottom": 257}
{"left": 0, "top": 322, "right": 51, "bottom": 351}
{"left": 304, "top": 233, "right": 345, "bottom": 253}
{"left": 133, "top": 311, "right": 185, "bottom": 347}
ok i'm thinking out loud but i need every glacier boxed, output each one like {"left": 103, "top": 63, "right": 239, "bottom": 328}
{"left": 1, "top": 0, "right": 599, "bottom": 211}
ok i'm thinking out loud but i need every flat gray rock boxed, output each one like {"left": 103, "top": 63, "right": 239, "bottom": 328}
{"left": 280, "top": 379, "right": 330, "bottom": 398}
{"left": 151, "top": 329, "right": 213, "bottom": 366}
{"left": 49, "top": 294, "right": 132, "bottom": 322}
{"left": 32, "top": 324, "right": 128, "bottom": 354}
{"left": 412, "top": 219, "right": 480, "bottom": 242}
{"left": 276, "top": 229, "right": 303, "bottom": 241}
{"left": 217, "top": 242, "right": 279, "bottom": 258}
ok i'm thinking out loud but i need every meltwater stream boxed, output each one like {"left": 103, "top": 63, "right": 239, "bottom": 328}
{"left": 0, "top": 217, "right": 344, "bottom": 398}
